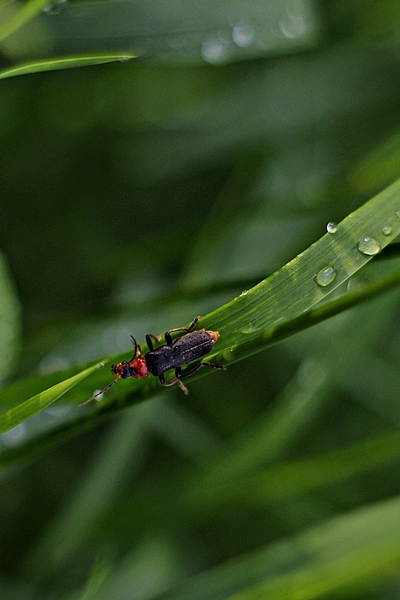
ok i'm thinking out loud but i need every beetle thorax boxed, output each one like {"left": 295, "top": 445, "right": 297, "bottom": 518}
{"left": 131, "top": 356, "right": 150, "bottom": 379}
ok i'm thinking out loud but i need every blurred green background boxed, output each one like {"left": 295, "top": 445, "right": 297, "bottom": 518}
{"left": 2, "top": 1, "right": 400, "bottom": 598}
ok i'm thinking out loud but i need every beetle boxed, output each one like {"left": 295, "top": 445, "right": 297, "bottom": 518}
{"left": 79, "top": 316, "right": 225, "bottom": 406}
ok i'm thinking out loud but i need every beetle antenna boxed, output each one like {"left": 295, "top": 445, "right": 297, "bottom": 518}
{"left": 78, "top": 375, "right": 121, "bottom": 408}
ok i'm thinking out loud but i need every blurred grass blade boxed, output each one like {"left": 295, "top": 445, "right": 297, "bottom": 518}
{"left": 157, "top": 495, "right": 400, "bottom": 600}
{"left": 185, "top": 292, "right": 400, "bottom": 506}
{"left": 0, "top": 0, "right": 49, "bottom": 41}
{"left": 189, "top": 428, "right": 400, "bottom": 511}
{"left": 0, "top": 251, "right": 21, "bottom": 382}
{"left": 0, "top": 362, "right": 101, "bottom": 436}
{"left": 27, "top": 404, "right": 153, "bottom": 571}
{"left": 248, "top": 428, "right": 400, "bottom": 502}
{"left": 0, "top": 53, "right": 135, "bottom": 79}
{"left": 33, "top": 0, "right": 320, "bottom": 64}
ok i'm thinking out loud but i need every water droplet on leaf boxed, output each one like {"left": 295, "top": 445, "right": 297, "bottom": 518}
{"left": 315, "top": 266, "right": 337, "bottom": 287}
{"left": 240, "top": 321, "right": 261, "bottom": 334}
{"left": 201, "top": 37, "right": 229, "bottom": 64}
{"left": 43, "top": 0, "right": 67, "bottom": 15}
{"left": 357, "top": 236, "right": 381, "bottom": 256}
{"left": 232, "top": 22, "right": 255, "bottom": 48}
{"left": 381, "top": 226, "right": 392, "bottom": 236}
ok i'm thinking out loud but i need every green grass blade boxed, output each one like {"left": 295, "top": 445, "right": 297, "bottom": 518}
{"left": 156, "top": 496, "right": 400, "bottom": 600}
{"left": 223, "top": 260, "right": 400, "bottom": 362}
{"left": 0, "top": 362, "right": 101, "bottom": 435}
{"left": 205, "top": 177, "right": 400, "bottom": 365}
{"left": 0, "top": 53, "right": 135, "bottom": 79}
{"left": 1, "top": 178, "right": 400, "bottom": 466}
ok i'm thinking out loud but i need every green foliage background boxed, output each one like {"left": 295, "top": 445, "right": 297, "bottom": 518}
{"left": 2, "top": 1, "right": 400, "bottom": 598}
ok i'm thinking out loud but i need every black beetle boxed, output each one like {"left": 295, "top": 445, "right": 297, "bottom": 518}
{"left": 79, "top": 316, "right": 225, "bottom": 406}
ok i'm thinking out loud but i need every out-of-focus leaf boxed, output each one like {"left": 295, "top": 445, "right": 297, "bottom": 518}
{"left": 37, "top": 0, "right": 320, "bottom": 64}
{"left": 155, "top": 495, "right": 400, "bottom": 600}
{"left": 0, "top": 0, "right": 49, "bottom": 42}
{"left": 0, "top": 252, "right": 21, "bottom": 382}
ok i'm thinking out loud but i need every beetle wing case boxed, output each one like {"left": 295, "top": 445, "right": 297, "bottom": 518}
{"left": 145, "top": 330, "right": 216, "bottom": 377}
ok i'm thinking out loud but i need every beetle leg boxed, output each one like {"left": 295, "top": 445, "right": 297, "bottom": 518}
{"left": 177, "top": 361, "right": 226, "bottom": 380}
{"left": 159, "top": 373, "right": 189, "bottom": 395}
{"left": 174, "top": 378, "right": 189, "bottom": 394}
{"left": 145, "top": 333, "right": 161, "bottom": 351}
{"left": 186, "top": 315, "right": 201, "bottom": 332}
{"left": 129, "top": 336, "right": 141, "bottom": 360}
{"left": 158, "top": 360, "right": 225, "bottom": 396}
{"left": 175, "top": 363, "right": 201, "bottom": 379}
{"left": 164, "top": 316, "right": 201, "bottom": 345}
{"left": 199, "top": 361, "right": 227, "bottom": 371}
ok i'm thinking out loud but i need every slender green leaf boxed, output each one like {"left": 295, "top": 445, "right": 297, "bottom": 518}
{"left": 204, "top": 177, "right": 400, "bottom": 364}
{"left": 0, "top": 362, "right": 101, "bottom": 435}
{"left": 0, "top": 53, "right": 135, "bottom": 79}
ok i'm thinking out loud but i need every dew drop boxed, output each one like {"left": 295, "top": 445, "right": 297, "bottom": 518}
{"left": 326, "top": 222, "right": 337, "bottom": 234}
{"left": 395, "top": 211, "right": 400, "bottom": 220}
{"left": 279, "top": 1, "right": 308, "bottom": 40}
{"left": 381, "top": 225, "right": 392, "bottom": 236}
{"left": 357, "top": 236, "right": 381, "bottom": 256}
{"left": 232, "top": 22, "right": 255, "bottom": 48}
{"left": 280, "top": 16, "right": 307, "bottom": 39}
{"left": 201, "top": 37, "right": 230, "bottom": 64}
{"left": 43, "top": 0, "right": 67, "bottom": 15}
{"left": 240, "top": 322, "right": 260, "bottom": 335}
{"left": 223, "top": 347, "right": 235, "bottom": 361}
{"left": 315, "top": 266, "right": 337, "bottom": 287}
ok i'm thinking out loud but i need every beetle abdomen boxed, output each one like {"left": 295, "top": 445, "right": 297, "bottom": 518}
{"left": 145, "top": 330, "right": 215, "bottom": 376}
